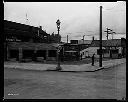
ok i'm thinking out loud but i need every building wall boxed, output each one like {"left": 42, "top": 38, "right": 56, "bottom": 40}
{"left": 5, "top": 42, "right": 58, "bottom": 61}
{"left": 103, "top": 52, "right": 110, "bottom": 58}
{"left": 118, "top": 47, "right": 122, "bottom": 54}
{"left": 63, "top": 44, "right": 80, "bottom": 61}
{"left": 80, "top": 47, "right": 102, "bottom": 58}
{"left": 80, "top": 46, "right": 123, "bottom": 59}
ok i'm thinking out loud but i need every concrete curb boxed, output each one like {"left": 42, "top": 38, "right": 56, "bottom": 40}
{"left": 93, "top": 61, "right": 126, "bottom": 72}
{"left": 4, "top": 60, "right": 126, "bottom": 72}
{"left": 46, "top": 61, "right": 125, "bottom": 72}
{"left": 4, "top": 67, "right": 49, "bottom": 72}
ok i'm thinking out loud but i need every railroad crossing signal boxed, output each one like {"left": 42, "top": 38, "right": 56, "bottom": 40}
{"left": 104, "top": 28, "right": 113, "bottom": 40}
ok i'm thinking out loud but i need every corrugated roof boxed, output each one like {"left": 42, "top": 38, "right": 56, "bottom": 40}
{"left": 91, "top": 39, "right": 121, "bottom": 47}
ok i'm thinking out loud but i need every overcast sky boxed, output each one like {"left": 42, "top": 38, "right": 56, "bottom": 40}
{"left": 4, "top": 2, "right": 126, "bottom": 42}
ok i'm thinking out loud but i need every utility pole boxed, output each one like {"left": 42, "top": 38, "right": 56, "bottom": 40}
{"left": 83, "top": 35, "right": 85, "bottom": 44}
{"left": 67, "top": 35, "right": 68, "bottom": 43}
{"left": 99, "top": 6, "right": 102, "bottom": 67}
{"left": 104, "top": 28, "right": 113, "bottom": 40}
{"left": 104, "top": 28, "right": 109, "bottom": 40}
{"left": 38, "top": 26, "right": 40, "bottom": 36}
{"left": 92, "top": 36, "right": 94, "bottom": 41}
{"left": 25, "top": 13, "right": 29, "bottom": 25}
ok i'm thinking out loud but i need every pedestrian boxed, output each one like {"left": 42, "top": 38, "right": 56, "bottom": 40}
{"left": 92, "top": 53, "right": 95, "bottom": 66}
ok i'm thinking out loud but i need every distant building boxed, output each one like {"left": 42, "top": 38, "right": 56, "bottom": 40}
{"left": 61, "top": 40, "right": 92, "bottom": 61}
{"left": 78, "top": 40, "right": 93, "bottom": 59}
{"left": 70, "top": 40, "right": 78, "bottom": 44}
{"left": 62, "top": 43, "right": 80, "bottom": 61}
{"left": 70, "top": 40, "right": 92, "bottom": 59}
{"left": 84, "top": 38, "right": 126, "bottom": 58}
{"left": 62, "top": 38, "right": 126, "bottom": 60}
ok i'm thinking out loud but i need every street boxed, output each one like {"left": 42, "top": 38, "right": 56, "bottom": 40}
{"left": 4, "top": 63, "right": 126, "bottom": 99}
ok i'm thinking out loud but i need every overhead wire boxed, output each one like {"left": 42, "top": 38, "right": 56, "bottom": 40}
{"left": 61, "top": 3, "right": 125, "bottom": 40}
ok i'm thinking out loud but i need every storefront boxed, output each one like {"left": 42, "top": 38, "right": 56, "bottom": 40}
{"left": 5, "top": 42, "right": 58, "bottom": 62}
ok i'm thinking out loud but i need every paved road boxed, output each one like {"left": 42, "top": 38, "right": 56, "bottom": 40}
{"left": 4, "top": 63, "right": 126, "bottom": 99}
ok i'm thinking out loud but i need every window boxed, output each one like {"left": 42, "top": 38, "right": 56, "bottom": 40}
{"left": 10, "top": 50, "right": 19, "bottom": 58}
{"left": 23, "top": 50, "right": 34, "bottom": 58}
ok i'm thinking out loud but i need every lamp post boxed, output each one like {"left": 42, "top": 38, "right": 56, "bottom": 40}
{"left": 56, "top": 19, "right": 62, "bottom": 71}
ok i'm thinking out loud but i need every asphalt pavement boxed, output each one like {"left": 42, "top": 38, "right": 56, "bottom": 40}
{"left": 4, "top": 63, "right": 126, "bottom": 99}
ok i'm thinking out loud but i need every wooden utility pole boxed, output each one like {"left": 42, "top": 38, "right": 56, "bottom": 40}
{"left": 99, "top": 6, "right": 102, "bottom": 67}
{"left": 67, "top": 35, "right": 68, "bottom": 43}
{"left": 104, "top": 28, "right": 109, "bottom": 40}
{"left": 104, "top": 28, "right": 113, "bottom": 40}
{"left": 83, "top": 35, "right": 85, "bottom": 44}
{"left": 92, "top": 36, "right": 94, "bottom": 41}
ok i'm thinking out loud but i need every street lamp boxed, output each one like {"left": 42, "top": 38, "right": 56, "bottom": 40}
{"left": 56, "top": 19, "right": 62, "bottom": 71}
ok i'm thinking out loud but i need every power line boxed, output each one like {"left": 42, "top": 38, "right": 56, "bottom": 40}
{"left": 112, "top": 33, "right": 126, "bottom": 35}
{"left": 62, "top": 31, "right": 125, "bottom": 38}
{"left": 103, "top": 6, "right": 116, "bottom": 11}
{"left": 102, "top": 6, "right": 125, "bottom": 12}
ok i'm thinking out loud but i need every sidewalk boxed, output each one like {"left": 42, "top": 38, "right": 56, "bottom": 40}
{"left": 4, "top": 58, "right": 126, "bottom": 72}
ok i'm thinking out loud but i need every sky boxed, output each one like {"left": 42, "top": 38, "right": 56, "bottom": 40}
{"left": 4, "top": 2, "right": 126, "bottom": 42}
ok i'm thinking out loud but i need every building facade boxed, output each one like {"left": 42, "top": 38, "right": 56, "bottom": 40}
{"left": 62, "top": 43, "right": 80, "bottom": 61}
{"left": 4, "top": 20, "right": 60, "bottom": 62}
{"left": 84, "top": 38, "right": 126, "bottom": 58}
{"left": 5, "top": 42, "right": 58, "bottom": 62}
